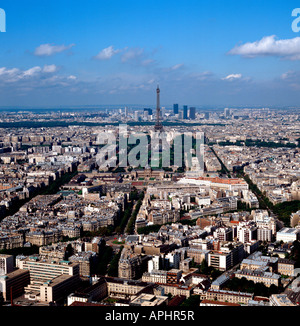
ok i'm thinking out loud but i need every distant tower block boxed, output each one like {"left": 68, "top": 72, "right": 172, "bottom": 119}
{"left": 154, "top": 85, "right": 163, "bottom": 132}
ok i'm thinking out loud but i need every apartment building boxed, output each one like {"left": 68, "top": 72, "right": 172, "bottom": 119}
{"left": 105, "top": 277, "right": 150, "bottom": 300}
{"left": 0, "top": 269, "right": 30, "bottom": 301}
{"left": 277, "top": 258, "right": 295, "bottom": 276}
{"left": 25, "top": 230, "right": 63, "bottom": 246}
{"left": 142, "top": 268, "right": 182, "bottom": 285}
{"left": 236, "top": 223, "right": 257, "bottom": 243}
{"left": 257, "top": 227, "right": 273, "bottom": 242}
{"left": 118, "top": 247, "right": 148, "bottom": 280}
{"left": 240, "top": 258, "right": 268, "bottom": 271}
{"left": 40, "top": 274, "right": 80, "bottom": 303}
{"left": 207, "top": 241, "right": 244, "bottom": 271}
{"left": 213, "top": 227, "right": 233, "bottom": 242}
{"left": 234, "top": 269, "right": 281, "bottom": 287}
{"left": 68, "top": 251, "right": 98, "bottom": 277}
{"left": 200, "top": 289, "right": 254, "bottom": 305}
{"left": 0, "top": 233, "right": 23, "bottom": 250}
{"left": 208, "top": 251, "right": 232, "bottom": 271}
{"left": 167, "top": 269, "right": 182, "bottom": 284}
{"left": 142, "top": 270, "right": 167, "bottom": 284}
{"left": 186, "top": 248, "right": 209, "bottom": 264}
{"left": 240, "top": 254, "right": 278, "bottom": 273}
{"left": 18, "top": 256, "right": 80, "bottom": 301}
{"left": 0, "top": 254, "right": 14, "bottom": 275}
{"left": 160, "top": 283, "right": 193, "bottom": 298}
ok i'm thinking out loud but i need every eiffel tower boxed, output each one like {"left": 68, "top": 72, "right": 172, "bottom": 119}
{"left": 154, "top": 85, "right": 163, "bottom": 132}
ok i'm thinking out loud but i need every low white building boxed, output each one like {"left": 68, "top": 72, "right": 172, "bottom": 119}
{"left": 276, "top": 227, "right": 300, "bottom": 243}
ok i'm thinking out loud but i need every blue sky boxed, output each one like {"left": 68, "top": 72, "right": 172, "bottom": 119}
{"left": 1, "top": 0, "right": 300, "bottom": 107}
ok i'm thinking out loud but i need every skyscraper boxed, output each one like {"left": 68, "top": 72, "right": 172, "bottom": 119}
{"left": 155, "top": 85, "right": 163, "bottom": 132}
{"left": 144, "top": 108, "right": 153, "bottom": 116}
{"left": 224, "top": 108, "right": 230, "bottom": 118}
{"left": 134, "top": 110, "right": 139, "bottom": 121}
{"left": 143, "top": 109, "right": 149, "bottom": 121}
{"left": 144, "top": 108, "right": 152, "bottom": 121}
{"left": 173, "top": 103, "right": 179, "bottom": 115}
{"left": 189, "top": 107, "right": 196, "bottom": 120}
{"left": 183, "top": 105, "right": 188, "bottom": 119}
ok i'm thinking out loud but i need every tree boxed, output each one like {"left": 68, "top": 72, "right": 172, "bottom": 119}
{"left": 107, "top": 246, "right": 123, "bottom": 277}
{"left": 180, "top": 295, "right": 200, "bottom": 307}
{"left": 115, "top": 226, "right": 122, "bottom": 235}
{"left": 199, "top": 259, "right": 209, "bottom": 274}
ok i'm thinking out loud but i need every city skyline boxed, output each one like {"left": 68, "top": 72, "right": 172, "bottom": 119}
{"left": 1, "top": 1, "right": 300, "bottom": 107}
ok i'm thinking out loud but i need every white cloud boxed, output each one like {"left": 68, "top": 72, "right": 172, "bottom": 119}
{"left": 67, "top": 75, "right": 77, "bottom": 80}
{"left": 0, "top": 65, "right": 77, "bottom": 89}
{"left": 34, "top": 43, "right": 75, "bottom": 57}
{"left": 94, "top": 46, "right": 121, "bottom": 60}
{"left": 0, "top": 67, "right": 20, "bottom": 76}
{"left": 229, "top": 35, "right": 300, "bottom": 60}
{"left": 42, "top": 64, "right": 58, "bottom": 73}
{"left": 222, "top": 73, "right": 242, "bottom": 81}
{"left": 23, "top": 66, "right": 42, "bottom": 77}
{"left": 94, "top": 46, "right": 159, "bottom": 68}
{"left": 170, "top": 63, "right": 184, "bottom": 70}
{"left": 0, "top": 67, "right": 21, "bottom": 83}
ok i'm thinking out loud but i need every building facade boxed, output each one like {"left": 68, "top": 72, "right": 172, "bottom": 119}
{"left": 18, "top": 256, "right": 80, "bottom": 301}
